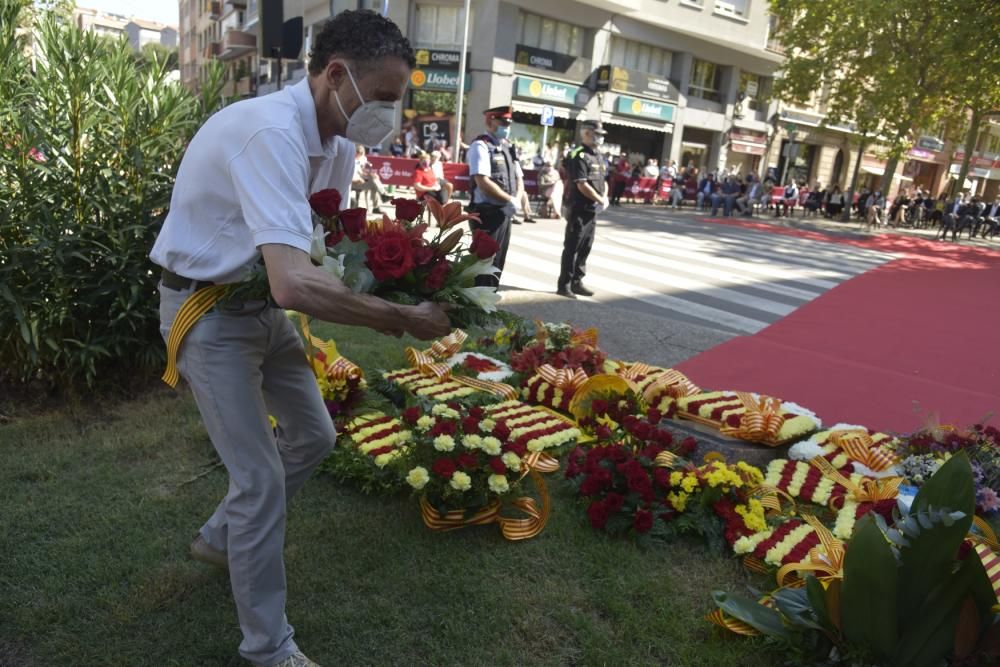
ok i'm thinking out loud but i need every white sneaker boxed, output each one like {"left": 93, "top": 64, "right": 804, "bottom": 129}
{"left": 265, "top": 651, "right": 321, "bottom": 667}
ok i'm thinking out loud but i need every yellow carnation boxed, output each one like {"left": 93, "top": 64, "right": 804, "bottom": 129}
{"left": 433, "top": 435, "right": 456, "bottom": 452}
{"left": 481, "top": 436, "right": 502, "bottom": 456}
{"left": 449, "top": 471, "right": 472, "bottom": 492}
{"left": 416, "top": 415, "right": 436, "bottom": 430}
{"left": 462, "top": 434, "right": 483, "bottom": 450}
{"left": 406, "top": 466, "right": 429, "bottom": 490}
{"left": 502, "top": 452, "right": 521, "bottom": 471}
{"left": 488, "top": 474, "right": 510, "bottom": 494}
{"left": 479, "top": 419, "right": 496, "bottom": 433}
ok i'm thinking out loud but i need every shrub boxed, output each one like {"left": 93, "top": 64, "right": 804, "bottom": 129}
{"left": 0, "top": 0, "right": 224, "bottom": 392}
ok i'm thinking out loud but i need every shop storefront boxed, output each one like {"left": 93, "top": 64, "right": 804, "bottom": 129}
{"left": 725, "top": 128, "right": 767, "bottom": 177}
{"left": 901, "top": 142, "right": 947, "bottom": 194}
{"left": 776, "top": 139, "right": 817, "bottom": 184}
{"left": 596, "top": 65, "right": 677, "bottom": 163}
{"left": 680, "top": 127, "right": 715, "bottom": 173}
{"left": 949, "top": 152, "right": 998, "bottom": 197}
{"left": 403, "top": 48, "right": 470, "bottom": 151}
{"left": 510, "top": 75, "right": 582, "bottom": 157}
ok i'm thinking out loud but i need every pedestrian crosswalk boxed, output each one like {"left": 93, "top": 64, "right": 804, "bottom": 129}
{"left": 499, "top": 212, "right": 897, "bottom": 334}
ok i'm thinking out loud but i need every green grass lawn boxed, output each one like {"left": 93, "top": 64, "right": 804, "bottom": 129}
{"left": 0, "top": 321, "right": 780, "bottom": 666}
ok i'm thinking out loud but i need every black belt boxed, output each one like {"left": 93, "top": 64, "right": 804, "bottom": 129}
{"left": 161, "top": 268, "right": 214, "bottom": 291}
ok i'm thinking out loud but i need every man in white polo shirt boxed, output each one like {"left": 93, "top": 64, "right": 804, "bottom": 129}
{"left": 150, "top": 10, "right": 450, "bottom": 667}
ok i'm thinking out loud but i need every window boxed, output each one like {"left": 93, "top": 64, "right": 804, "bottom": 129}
{"left": 518, "top": 11, "right": 583, "bottom": 56}
{"left": 414, "top": 3, "right": 474, "bottom": 49}
{"left": 689, "top": 59, "right": 722, "bottom": 103}
{"left": 609, "top": 36, "right": 672, "bottom": 77}
{"left": 714, "top": 0, "right": 748, "bottom": 17}
{"left": 738, "top": 70, "right": 770, "bottom": 110}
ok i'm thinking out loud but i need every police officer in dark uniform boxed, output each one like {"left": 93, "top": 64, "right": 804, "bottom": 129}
{"left": 466, "top": 105, "right": 524, "bottom": 288}
{"left": 557, "top": 119, "right": 608, "bottom": 298}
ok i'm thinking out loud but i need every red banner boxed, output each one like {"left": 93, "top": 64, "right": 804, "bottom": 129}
{"left": 367, "top": 156, "right": 539, "bottom": 195}
{"left": 623, "top": 177, "right": 670, "bottom": 201}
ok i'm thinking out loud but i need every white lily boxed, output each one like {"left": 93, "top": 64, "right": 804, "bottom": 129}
{"left": 454, "top": 257, "right": 499, "bottom": 284}
{"left": 456, "top": 285, "right": 502, "bottom": 313}
{"left": 310, "top": 224, "right": 327, "bottom": 264}
{"left": 321, "top": 254, "right": 345, "bottom": 280}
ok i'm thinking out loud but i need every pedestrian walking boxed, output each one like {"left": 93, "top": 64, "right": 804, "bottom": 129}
{"left": 149, "top": 10, "right": 451, "bottom": 667}
{"left": 466, "top": 105, "right": 523, "bottom": 288}
{"left": 557, "top": 120, "right": 608, "bottom": 299}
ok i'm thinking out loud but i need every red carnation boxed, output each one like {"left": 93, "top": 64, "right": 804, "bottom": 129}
{"left": 309, "top": 188, "right": 342, "bottom": 217}
{"left": 339, "top": 207, "right": 368, "bottom": 241}
{"left": 367, "top": 445, "right": 394, "bottom": 458}
{"left": 468, "top": 406, "right": 485, "bottom": 419}
{"left": 489, "top": 457, "right": 507, "bottom": 474}
{"left": 633, "top": 509, "right": 654, "bottom": 534}
{"left": 587, "top": 500, "right": 611, "bottom": 530}
{"left": 392, "top": 197, "right": 423, "bottom": 222}
{"left": 492, "top": 422, "right": 511, "bottom": 441}
{"left": 430, "top": 420, "right": 457, "bottom": 437}
{"left": 462, "top": 416, "right": 480, "bottom": 434}
{"left": 469, "top": 228, "right": 499, "bottom": 260}
{"left": 595, "top": 425, "right": 613, "bottom": 440}
{"left": 432, "top": 458, "right": 457, "bottom": 479}
{"left": 604, "top": 492, "right": 625, "bottom": 513}
{"left": 401, "top": 407, "right": 421, "bottom": 424}
{"left": 457, "top": 452, "right": 479, "bottom": 469}
{"left": 725, "top": 414, "right": 742, "bottom": 428}
{"left": 646, "top": 408, "right": 662, "bottom": 424}
{"left": 365, "top": 230, "right": 415, "bottom": 281}
{"left": 653, "top": 467, "right": 671, "bottom": 489}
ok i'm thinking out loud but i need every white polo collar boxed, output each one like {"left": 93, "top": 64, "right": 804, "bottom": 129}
{"left": 289, "top": 77, "right": 338, "bottom": 159}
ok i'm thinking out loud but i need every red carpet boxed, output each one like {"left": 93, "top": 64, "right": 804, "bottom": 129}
{"left": 677, "top": 221, "right": 1000, "bottom": 433}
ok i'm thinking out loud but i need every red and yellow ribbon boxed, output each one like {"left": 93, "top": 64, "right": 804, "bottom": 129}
{"left": 418, "top": 456, "right": 554, "bottom": 540}
{"left": 299, "top": 314, "right": 364, "bottom": 382}
{"left": 828, "top": 429, "right": 898, "bottom": 473}
{"left": 720, "top": 392, "right": 786, "bottom": 444}
{"left": 640, "top": 369, "right": 702, "bottom": 405}
{"left": 162, "top": 284, "right": 232, "bottom": 388}
{"left": 428, "top": 329, "right": 468, "bottom": 360}
{"left": 776, "top": 514, "right": 845, "bottom": 587}
{"left": 810, "top": 456, "right": 902, "bottom": 505}
{"left": 535, "top": 364, "right": 589, "bottom": 393}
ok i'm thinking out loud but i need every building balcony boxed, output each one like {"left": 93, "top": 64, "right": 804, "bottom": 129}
{"left": 217, "top": 29, "right": 256, "bottom": 60}
{"left": 209, "top": 1, "right": 221, "bottom": 19}
{"left": 203, "top": 41, "right": 220, "bottom": 58}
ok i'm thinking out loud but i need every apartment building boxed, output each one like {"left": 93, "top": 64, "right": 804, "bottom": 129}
{"left": 73, "top": 7, "right": 178, "bottom": 50}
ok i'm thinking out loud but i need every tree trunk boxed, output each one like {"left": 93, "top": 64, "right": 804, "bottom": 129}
{"left": 842, "top": 137, "right": 867, "bottom": 222}
{"left": 879, "top": 125, "right": 911, "bottom": 198}
{"left": 955, "top": 108, "right": 982, "bottom": 196}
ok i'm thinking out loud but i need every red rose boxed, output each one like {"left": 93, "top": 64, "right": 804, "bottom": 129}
{"left": 339, "top": 207, "right": 368, "bottom": 241}
{"left": 489, "top": 457, "right": 507, "bottom": 474}
{"left": 309, "top": 188, "right": 342, "bottom": 217}
{"left": 420, "top": 260, "right": 449, "bottom": 292}
{"left": 469, "top": 229, "right": 499, "bottom": 260}
{"left": 324, "top": 228, "right": 345, "bottom": 248}
{"left": 634, "top": 509, "right": 654, "bottom": 534}
{"left": 587, "top": 500, "right": 611, "bottom": 530}
{"left": 366, "top": 230, "right": 415, "bottom": 281}
{"left": 392, "top": 197, "right": 423, "bottom": 222}
{"left": 457, "top": 452, "right": 479, "bottom": 469}
{"left": 401, "top": 407, "right": 421, "bottom": 424}
{"left": 412, "top": 245, "right": 435, "bottom": 267}
{"left": 432, "top": 458, "right": 456, "bottom": 479}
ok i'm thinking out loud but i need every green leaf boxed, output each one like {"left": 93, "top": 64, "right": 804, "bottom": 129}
{"left": 772, "top": 586, "right": 825, "bottom": 631}
{"left": 841, "top": 515, "right": 898, "bottom": 659}
{"left": 896, "top": 453, "right": 975, "bottom": 632}
{"left": 805, "top": 575, "right": 837, "bottom": 635}
{"left": 711, "top": 591, "right": 793, "bottom": 640}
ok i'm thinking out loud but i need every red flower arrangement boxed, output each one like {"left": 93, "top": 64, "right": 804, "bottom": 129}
{"left": 508, "top": 322, "right": 607, "bottom": 379}
{"left": 307, "top": 190, "right": 503, "bottom": 328}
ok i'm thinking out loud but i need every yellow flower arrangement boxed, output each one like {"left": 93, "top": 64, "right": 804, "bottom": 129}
{"left": 667, "top": 491, "right": 690, "bottom": 512}
{"left": 764, "top": 523, "right": 815, "bottom": 566}
{"left": 736, "top": 498, "right": 767, "bottom": 533}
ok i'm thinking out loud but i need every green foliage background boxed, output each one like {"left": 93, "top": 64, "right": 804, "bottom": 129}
{"left": 0, "top": 0, "right": 223, "bottom": 391}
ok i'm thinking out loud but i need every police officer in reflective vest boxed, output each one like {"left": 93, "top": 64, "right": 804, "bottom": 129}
{"left": 558, "top": 119, "right": 608, "bottom": 298}
{"left": 466, "top": 105, "right": 523, "bottom": 288}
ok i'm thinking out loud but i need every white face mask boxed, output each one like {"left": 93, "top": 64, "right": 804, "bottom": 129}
{"left": 594, "top": 135, "right": 605, "bottom": 147}
{"left": 333, "top": 64, "right": 396, "bottom": 146}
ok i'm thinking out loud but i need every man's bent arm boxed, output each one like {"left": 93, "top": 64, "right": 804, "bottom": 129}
{"left": 576, "top": 181, "right": 605, "bottom": 203}
{"left": 260, "top": 244, "right": 450, "bottom": 340}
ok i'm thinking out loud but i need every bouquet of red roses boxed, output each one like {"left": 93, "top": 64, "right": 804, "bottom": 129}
{"left": 307, "top": 189, "right": 504, "bottom": 328}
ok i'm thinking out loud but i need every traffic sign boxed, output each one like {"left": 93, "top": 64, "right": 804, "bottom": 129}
{"left": 540, "top": 105, "right": 555, "bottom": 126}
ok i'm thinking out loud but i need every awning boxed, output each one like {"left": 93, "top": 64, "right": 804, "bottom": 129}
{"left": 731, "top": 140, "right": 766, "bottom": 155}
{"left": 600, "top": 112, "right": 673, "bottom": 133}
{"left": 861, "top": 165, "right": 912, "bottom": 180}
{"left": 512, "top": 101, "right": 574, "bottom": 119}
